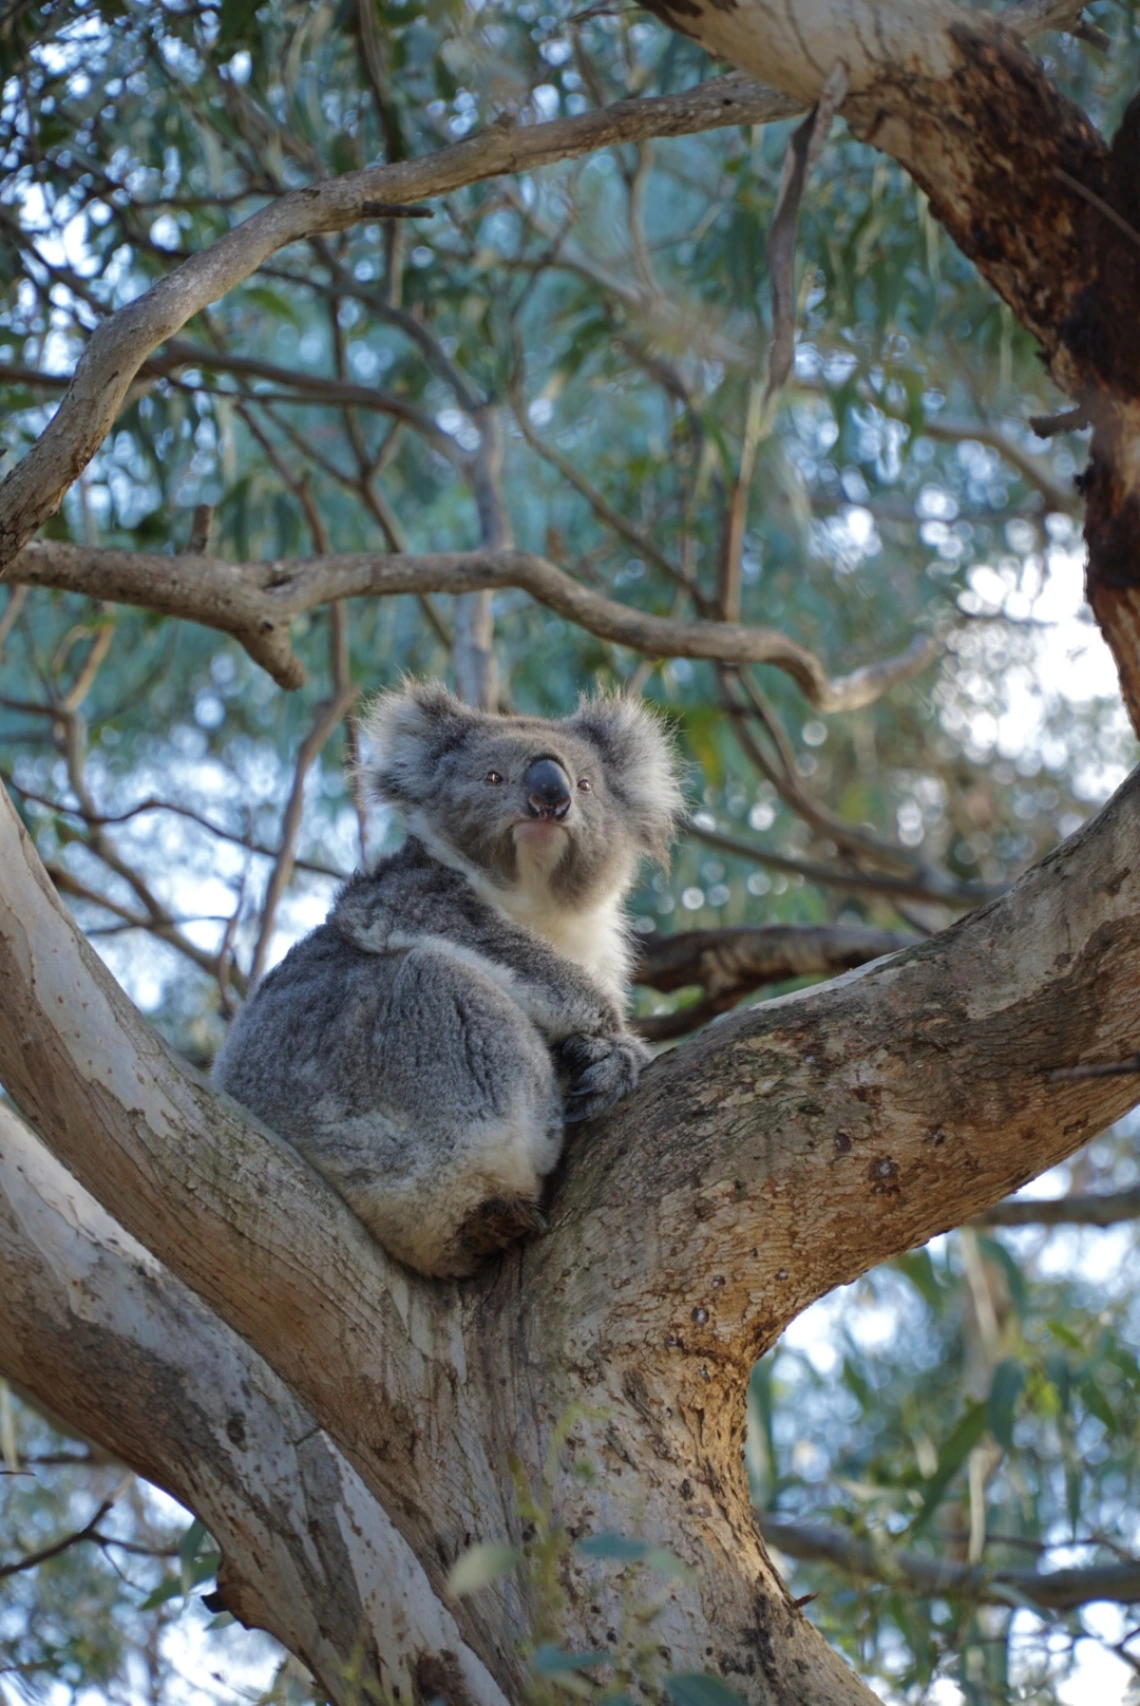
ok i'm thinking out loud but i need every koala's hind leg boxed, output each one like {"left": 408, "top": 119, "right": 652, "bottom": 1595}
{"left": 360, "top": 944, "right": 564, "bottom": 1276}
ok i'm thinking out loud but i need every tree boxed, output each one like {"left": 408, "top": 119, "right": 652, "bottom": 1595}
{"left": 1, "top": 1, "right": 1139, "bottom": 1701}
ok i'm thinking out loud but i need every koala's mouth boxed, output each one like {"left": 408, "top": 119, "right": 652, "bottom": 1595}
{"left": 511, "top": 818, "right": 570, "bottom": 875}
{"left": 513, "top": 817, "right": 569, "bottom": 844}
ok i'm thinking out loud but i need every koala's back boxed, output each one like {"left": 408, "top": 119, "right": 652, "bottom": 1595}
{"left": 213, "top": 880, "right": 562, "bottom": 1275}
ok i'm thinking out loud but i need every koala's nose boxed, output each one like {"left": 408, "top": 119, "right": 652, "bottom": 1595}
{"left": 524, "top": 757, "right": 572, "bottom": 820}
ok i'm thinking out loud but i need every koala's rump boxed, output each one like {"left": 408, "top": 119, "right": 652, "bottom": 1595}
{"left": 213, "top": 924, "right": 563, "bottom": 1272}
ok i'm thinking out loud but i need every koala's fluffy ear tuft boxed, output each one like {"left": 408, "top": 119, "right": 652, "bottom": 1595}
{"left": 565, "top": 694, "right": 685, "bottom": 864}
{"left": 362, "top": 680, "right": 476, "bottom": 806}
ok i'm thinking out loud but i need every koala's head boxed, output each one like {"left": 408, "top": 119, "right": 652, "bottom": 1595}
{"left": 363, "top": 681, "right": 684, "bottom": 909}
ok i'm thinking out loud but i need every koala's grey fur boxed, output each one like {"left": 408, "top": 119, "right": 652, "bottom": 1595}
{"left": 213, "top": 681, "right": 683, "bottom": 1277}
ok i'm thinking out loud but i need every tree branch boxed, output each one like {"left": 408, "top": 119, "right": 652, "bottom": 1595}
{"left": 760, "top": 1517, "right": 1140, "bottom": 1612}
{"left": 0, "top": 1104, "right": 507, "bottom": 1706}
{"left": 539, "top": 764, "right": 1140, "bottom": 1372}
{"left": 631, "top": 923, "right": 914, "bottom": 1039}
{"left": 687, "top": 817, "right": 1000, "bottom": 907}
{"left": 0, "top": 75, "right": 801, "bottom": 572}
{"left": 6, "top": 541, "right": 936, "bottom": 712}
{"left": 5, "top": 763, "right": 1140, "bottom": 1697}
{"left": 0, "top": 1495, "right": 116, "bottom": 1581}
{"left": 974, "top": 1186, "right": 1140, "bottom": 1228}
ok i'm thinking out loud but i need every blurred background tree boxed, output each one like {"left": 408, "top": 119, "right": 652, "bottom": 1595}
{"left": 1, "top": 1, "right": 1138, "bottom": 1701}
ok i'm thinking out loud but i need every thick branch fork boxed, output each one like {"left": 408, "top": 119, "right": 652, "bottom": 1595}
{"left": 7, "top": 541, "right": 935, "bottom": 711}
{"left": 3, "top": 760, "right": 1140, "bottom": 1698}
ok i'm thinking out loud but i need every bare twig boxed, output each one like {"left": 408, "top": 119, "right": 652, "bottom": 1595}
{"left": 1003, "top": 0, "right": 1110, "bottom": 49}
{"left": 149, "top": 339, "right": 460, "bottom": 461}
{"left": 239, "top": 438, "right": 360, "bottom": 985}
{"left": 974, "top": 1186, "right": 1140, "bottom": 1228}
{"left": 2, "top": 773, "right": 344, "bottom": 877}
{"left": 454, "top": 408, "right": 508, "bottom": 711}
{"left": 46, "top": 863, "right": 244, "bottom": 991}
{"left": 1052, "top": 167, "right": 1140, "bottom": 253}
{"left": 718, "top": 381, "right": 765, "bottom": 623}
{"left": 688, "top": 818, "right": 1002, "bottom": 907}
{"left": 719, "top": 667, "right": 930, "bottom": 876}
{"left": 185, "top": 504, "right": 215, "bottom": 555}
{"left": 793, "top": 371, "right": 1078, "bottom": 513}
{"left": 247, "top": 674, "right": 356, "bottom": 985}
{"left": 761, "top": 1516, "right": 1140, "bottom": 1612}
{"left": 511, "top": 390, "right": 707, "bottom": 608}
{"left": 0, "top": 1496, "right": 116, "bottom": 1581}
{"left": 766, "top": 60, "right": 848, "bottom": 403}
{"left": 0, "top": 587, "right": 26, "bottom": 658}
{"left": 355, "top": 0, "right": 405, "bottom": 166}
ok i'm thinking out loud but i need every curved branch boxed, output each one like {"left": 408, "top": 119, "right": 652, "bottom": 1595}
{"left": 0, "top": 75, "right": 801, "bottom": 571}
{"left": 0, "top": 1493, "right": 116, "bottom": 1581}
{"left": 7, "top": 541, "right": 936, "bottom": 713}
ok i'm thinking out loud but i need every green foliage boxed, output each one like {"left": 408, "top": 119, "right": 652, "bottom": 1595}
{"left": 750, "top": 1139, "right": 1140, "bottom": 1701}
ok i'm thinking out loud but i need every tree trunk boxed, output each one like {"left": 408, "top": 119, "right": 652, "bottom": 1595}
{"left": 3, "top": 757, "right": 1139, "bottom": 1702}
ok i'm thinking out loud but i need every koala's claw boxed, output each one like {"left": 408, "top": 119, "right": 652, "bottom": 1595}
{"left": 559, "top": 1031, "right": 651, "bottom": 1124}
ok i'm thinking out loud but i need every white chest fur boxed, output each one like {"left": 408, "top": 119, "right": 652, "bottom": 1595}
{"left": 411, "top": 817, "right": 632, "bottom": 999}
{"left": 491, "top": 880, "right": 630, "bottom": 998}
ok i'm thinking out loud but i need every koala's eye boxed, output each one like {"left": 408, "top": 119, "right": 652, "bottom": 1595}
{"left": 577, "top": 777, "right": 592, "bottom": 793}
{"left": 485, "top": 769, "right": 506, "bottom": 786}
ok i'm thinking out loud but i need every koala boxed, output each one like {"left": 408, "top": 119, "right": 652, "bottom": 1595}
{"left": 212, "top": 681, "right": 683, "bottom": 1278}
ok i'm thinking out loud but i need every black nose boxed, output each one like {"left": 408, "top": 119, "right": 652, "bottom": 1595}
{"left": 524, "top": 757, "right": 572, "bottom": 820}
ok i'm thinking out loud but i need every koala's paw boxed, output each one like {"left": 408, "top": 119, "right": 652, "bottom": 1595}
{"left": 558, "top": 1031, "right": 652, "bottom": 1125}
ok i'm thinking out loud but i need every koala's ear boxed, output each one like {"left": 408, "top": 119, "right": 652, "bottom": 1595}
{"left": 565, "top": 694, "right": 686, "bottom": 864}
{"left": 362, "top": 680, "right": 475, "bottom": 806}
